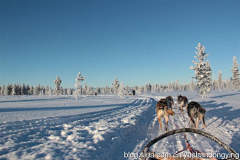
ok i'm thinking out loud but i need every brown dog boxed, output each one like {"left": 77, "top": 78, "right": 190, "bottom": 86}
{"left": 187, "top": 101, "right": 206, "bottom": 129}
{"left": 156, "top": 98, "right": 175, "bottom": 132}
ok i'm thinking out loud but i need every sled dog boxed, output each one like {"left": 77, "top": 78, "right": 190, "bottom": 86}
{"left": 187, "top": 101, "right": 206, "bottom": 129}
{"left": 177, "top": 94, "right": 188, "bottom": 113}
{"left": 166, "top": 96, "right": 174, "bottom": 110}
{"left": 156, "top": 97, "right": 175, "bottom": 132}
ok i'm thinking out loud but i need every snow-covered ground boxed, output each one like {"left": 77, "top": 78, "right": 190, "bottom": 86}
{"left": 0, "top": 91, "right": 239, "bottom": 160}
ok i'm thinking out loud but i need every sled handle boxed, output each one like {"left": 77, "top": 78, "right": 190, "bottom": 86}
{"left": 141, "top": 128, "right": 238, "bottom": 160}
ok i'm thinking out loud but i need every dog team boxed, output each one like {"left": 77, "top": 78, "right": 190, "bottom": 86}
{"left": 156, "top": 94, "right": 206, "bottom": 132}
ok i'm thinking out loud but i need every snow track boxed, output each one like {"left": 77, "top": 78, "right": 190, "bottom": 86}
{"left": 130, "top": 94, "right": 240, "bottom": 160}
{"left": 0, "top": 91, "right": 239, "bottom": 160}
{"left": 0, "top": 97, "right": 156, "bottom": 160}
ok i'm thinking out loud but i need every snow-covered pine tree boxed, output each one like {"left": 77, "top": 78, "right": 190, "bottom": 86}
{"left": 30, "top": 86, "right": 34, "bottom": 95}
{"left": 118, "top": 82, "right": 124, "bottom": 98}
{"left": 190, "top": 43, "right": 212, "bottom": 98}
{"left": 168, "top": 82, "right": 172, "bottom": 92}
{"left": 1, "top": 85, "right": 5, "bottom": 95}
{"left": 74, "top": 72, "right": 86, "bottom": 101}
{"left": 212, "top": 80, "right": 217, "bottom": 91}
{"left": 224, "top": 79, "right": 231, "bottom": 91}
{"left": 148, "top": 84, "right": 152, "bottom": 93}
{"left": 125, "top": 86, "right": 130, "bottom": 95}
{"left": 4, "top": 84, "right": 9, "bottom": 95}
{"left": 22, "top": 83, "right": 27, "bottom": 95}
{"left": 34, "top": 84, "right": 41, "bottom": 95}
{"left": 84, "top": 83, "right": 88, "bottom": 95}
{"left": 189, "top": 78, "right": 195, "bottom": 91}
{"left": 49, "top": 87, "right": 52, "bottom": 96}
{"left": 175, "top": 80, "right": 179, "bottom": 91}
{"left": 144, "top": 84, "right": 149, "bottom": 93}
{"left": 231, "top": 56, "right": 240, "bottom": 91}
{"left": 172, "top": 81, "right": 176, "bottom": 91}
{"left": 96, "top": 87, "right": 100, "bottom": 94}
{"left": 54, "top": 75, "right": 62, "bottom": 95}
{"left": 27, "top": 84, "right": 30, "bottom": 95}
{"left": 137, "top": 86, "right": 144, "bottom": 94}
{"left": 46, "top": 86, "right": 49, "bottom": 95}
{"left": 12, "top": 84, "right": 16, "bottom": 95}
{"left": 67, "top": 88, "right": 70, "bottom": 95}
{"left": 43, "top": 86, "right": 46, "bottom": 95}
{"left": 103, "top": 85, "right": 107, "bottom": 94}
{"left": 218, "top": 70, "right": 222, "bottom": 91}
{"left": 113, "top": 77, "right": 119, "bottom": 95}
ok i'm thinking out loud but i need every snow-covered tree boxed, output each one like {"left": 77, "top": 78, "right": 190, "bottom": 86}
{"left": 6, "top": 84, "right": 12, "bottom": 95}
{"left": 231, "top": 56, "right": 240, "bottom": 91}
{"left": 67, "top": 88, "right": 73, "bottom": 95}
{"left": 144, "top": 84, "right": 151, "bottom": 93}
{"left": 12, "top": 84, "right": 16, "bottom": 95}
{"left": 168, "top": 82, "right": 172, "bottom": 92}
{"left": 175, "top": 80, "right": 179, "bottom": 91}
{"left": 29, "top": 86, "right": 34, "bottom": 95}
{"left": 218, "top": 70, "right": 222, "bottom": 91}
{"left": 118, "top": 82, "right": 125, "bottom": 98}
{"left": 212, "top": 80, "right": 217, "bottom": 91}
{"left": 125, "top": 86, "right": 130, "bottom": 95}
{"left": 75, "top": 72, "right": 86, "bottom": 101}
{"left": 4, "top": 84, "right": 9, "bottom": 95}
{"left": 49, "top": 87, "right": 53, "bottom": 96}
{"left": 96, "top": 87, "right": 100, "bottom": 94}
{"left": 113, "top": 77, "right": 119, "bottom": 95}
{"left": 26, "top": 84, "right": 30, "bottom": 95}
{"left": 137, "top": 86, "right": 144, "bottom": 94}
{"left": 190, "top": 43, "right": 212, "bottom": 98}
{"left": 189, "top": 78, "right": 195, "bottom": 91}
{"left": 22, "top": 83, "right": 27, "bottom": 95}
{"left": 45, "top": 86, "right": 49, "bottom": 95}
{"left": 54, "top": 75, "right": 62, "bottom": 95}
{"left": 1, "top": 85, "right": 5, "bottom": 95}
{"left": 34, "top": 84, "right": 41, "bottom": 95}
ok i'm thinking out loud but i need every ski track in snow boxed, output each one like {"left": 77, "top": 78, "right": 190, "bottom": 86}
{"left": 0, "top": 91, "right": 240, "bottom": 160}
{"left": 0, "top": 96, "right": 156, "bottom": 160}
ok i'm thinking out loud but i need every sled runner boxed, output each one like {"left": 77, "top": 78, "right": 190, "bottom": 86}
{"left": 140, "top": 128, "right": 238, "bottom": 160}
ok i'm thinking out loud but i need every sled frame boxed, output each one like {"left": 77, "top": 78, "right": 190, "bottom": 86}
{"left": 140, "top": 128, "right": 238, "bottom": 160}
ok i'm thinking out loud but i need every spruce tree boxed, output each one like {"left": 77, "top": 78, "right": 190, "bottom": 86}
{"left": 75, "top": 72, "right": 86, "bottom": 101}
{"left": 231, "top": 56, "right": 240, "bottom": 91}
{"left": 190, "top": 43, "right": 212, "bottom": 98}
{"left": 118, "top": 82, "right": 124, "bottom": 98}
{"left": 54, "top": 75, "right": 62, "bottom": 95}
{"left": 113, "top": 77, "right": 119, "bottom": 95}
{"left": 218, "top": 70, "right": 222, "bottom": 91}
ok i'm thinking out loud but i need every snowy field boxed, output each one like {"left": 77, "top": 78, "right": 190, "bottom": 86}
{"left": 0, "top": 91, "right": 240, "bottom": 160}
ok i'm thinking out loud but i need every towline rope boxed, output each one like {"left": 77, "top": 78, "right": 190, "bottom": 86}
{"left": 170, "top": 103, "right": 205, "bottom": 156}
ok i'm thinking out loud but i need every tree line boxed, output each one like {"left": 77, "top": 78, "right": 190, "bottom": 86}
{"left": 1, "top": 43, "right": 239, "bottom": 97}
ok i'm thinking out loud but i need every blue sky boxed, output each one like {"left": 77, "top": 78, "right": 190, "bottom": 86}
{"left": 1, "top": 0, "right": 240, "bottom": 88}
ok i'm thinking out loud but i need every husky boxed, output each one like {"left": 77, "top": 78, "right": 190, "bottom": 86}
{"left": 156, "top": 97, "right": 175, "bottom": 132}
{"left": 187, "top": 101, "right": 206, "bottom": 129}
{"left": 166, "top": 96, "right": 174, "bottom": 110}
{"left": 177, "top": 94, "right": 188, "bottom": 113}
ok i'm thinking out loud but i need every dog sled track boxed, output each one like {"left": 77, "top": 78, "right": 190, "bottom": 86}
{"left": 0, "top": 98, "right": 156, "bottom": 160}
{"left": 129, "top": 99, "right": 239, "bottom": 160}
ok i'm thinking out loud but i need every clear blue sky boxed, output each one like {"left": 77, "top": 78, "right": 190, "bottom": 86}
{"left": 1, "top": 0, "right": 239, "bottom": 88}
